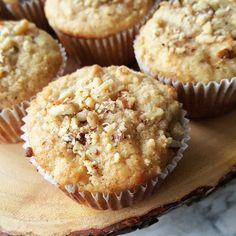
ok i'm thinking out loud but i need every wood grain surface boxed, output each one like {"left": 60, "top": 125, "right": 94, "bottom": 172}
{"left": 0, "top": 109, "right": 235, "bottom": 236}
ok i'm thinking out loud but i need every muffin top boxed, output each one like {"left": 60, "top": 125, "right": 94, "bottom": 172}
{"left": 45, "top": 0, "right": 154, "bottom": 38}
{"left": 0, "top": 20, "right": 62, "bottom": 108}
{"left": 27, "top": 65, "right": 184, "bottom": 193}
{"left": 134, "top": 0, "right": 236, "bottom": 83}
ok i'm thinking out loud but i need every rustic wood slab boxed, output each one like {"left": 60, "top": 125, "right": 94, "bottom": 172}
{"left": 0, "top": 109, "right": 235, "bottom": 236}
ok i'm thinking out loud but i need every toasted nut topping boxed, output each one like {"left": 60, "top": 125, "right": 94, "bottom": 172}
{"left": 114, "top": 152, "right": 121, "bottom": 163}
{"left": 49, "top": 104, "right": 78, "bottom": 116}
{"left": 26, "top": 147, "right": 33, "bottom": 157}
{"left": 13, "top": 20, "right": 29, "bottom": 35}
{"left": 217, "top": 48, "right": 236, "bottom": 59}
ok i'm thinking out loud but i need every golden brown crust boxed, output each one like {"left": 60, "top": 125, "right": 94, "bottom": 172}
{"left": 0, "top": 20, "right": 62, "bottom": 108}
{"left": 27, "top": 65, "right": 184, "bottom": 193}
{"left": 134, "top": 0, "right": 236, "bottom": 83}
{"left": 45, "top": 0, "right": 154, "bottom": 38}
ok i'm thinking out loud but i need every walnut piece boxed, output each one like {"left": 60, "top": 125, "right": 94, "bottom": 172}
{"left": 217, "top": 48, "right": 236, "bottom": 59}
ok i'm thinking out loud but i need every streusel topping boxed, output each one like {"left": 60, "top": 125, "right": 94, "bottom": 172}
{"left": 45, "top": 0, "right": 154, "bottom": 37}
{"left": 27, "top": 65, "right": 184, "bottom": 193}
{"left": 134, "top": 0, "right": 236, "bottom": 83}
{"left": 0, "top": 20, "right": 62, "bottom": 108}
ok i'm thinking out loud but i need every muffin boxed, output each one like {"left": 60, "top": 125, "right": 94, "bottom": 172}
{"left": 45, "top": 0, "right": 158, "bottom": 66}
{"left": 134, "top": 0, "right": 236, "bottom": 118}
{"left": 22, "top": 65, "right": 189, "bottom": 210}
{"left": 0, "top": 19, "right": 66, "bottom": 143}
{"left": 2, "top": 0, "right": 52, "bottom": 32}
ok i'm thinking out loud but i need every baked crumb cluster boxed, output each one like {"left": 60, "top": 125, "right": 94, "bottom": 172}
{"left": 135, "top": 0, "right": 236, "bottom": 83}
{"left": 27, "top": 65, "right": 184, "bottom": 193}
{"left": 45, "top": 0, "right": 154, "bottom": 37}
{"left": 0, "top": 20, "right": 62, "bottom": 108}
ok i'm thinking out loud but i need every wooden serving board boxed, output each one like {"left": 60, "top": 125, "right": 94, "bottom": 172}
{"left": 0, "top": 108, "right": 235, "bottom": 236}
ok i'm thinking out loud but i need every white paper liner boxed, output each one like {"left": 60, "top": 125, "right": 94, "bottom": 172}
{"left": 5, "top": 0, "right": 52, "bottom": 32}
{"left": 21, "top": 110, "right": 189, "bottom": 210}
{"left": 0, "top": 101, "right": 30, "bottom": 143}
{"left": 0, "top": 42, "right": 66, "bottom": 144}
{"left": 56, "top": 42, "right": 67, "bottom": 78}
{"left": 158, "top": 77, "right": 236, "bottom": 118}
{"left": 53, "top": 0, "right": 160, "bottom": 66}
{"left": 135, "top": 53, "right": 236, "bottom": 118}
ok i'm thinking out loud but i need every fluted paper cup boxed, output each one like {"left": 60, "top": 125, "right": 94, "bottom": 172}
{"left": 158, "top": 77, "right": 236, "bottom": 118}
{"left": 0, "top": 42, "right": 67, "bottom": 144}
{"left": 0, "top": 0, "right": 15, "bottom": 20}
{"left": 21, "top": 110, "right": 189, "bottom": 210}
{"left": 135, "top": 55, "right": 236, "bottom": 118}
{"left": 5, "top": 0, "right": 52, "bottom": 33}
{"left": 0, "top": 101, "right": 30, "bottom": 143}
{"left": 52, "top": 1, "right": 160, "bottom": 66}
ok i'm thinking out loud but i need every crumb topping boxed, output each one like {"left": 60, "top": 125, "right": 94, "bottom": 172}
{"left": 0, "top": 20, "right": 62, "bottom": 108}
{"left": 135, "top": 0, "right": 236, "bottom": 83}
{"left": 27, "top": 65, "right": 184, "bottom": 193}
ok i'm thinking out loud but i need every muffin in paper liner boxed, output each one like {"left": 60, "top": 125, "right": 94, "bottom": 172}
{"left": 21, "top": 111, "right": 189, "bottom": 210}
{"left": 0, "top": 42, "right": 67, "bottom": 144}
{"left": 50, "top": 1, "right": 160, "bottom": 66}
{"left": 133, "top": 0, "right": 236, "bottom": 119}
{"left": 4, "top": 0, "right": 52, "bottom": 33}
{"left": 136, "top": 58, "right": 236, "bottom": 118}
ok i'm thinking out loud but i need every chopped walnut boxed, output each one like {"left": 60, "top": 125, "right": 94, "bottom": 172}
{"left": 71, "top": 117, "right": 79, "bottom": 130}
{"left": 77, "top": 109, "right": 88, "bottom": 122}
{"left": 96, "top": 100, "right": 116, "bottom": 114}
{"left": 217, "top": 48, "right": 236, "bottom": 59}
{"left": 13, "top": 19, "right": 29, "bottom": 35}
{"left": 116, "top": 91, "right": 136, "bottom": 109}
{"left": 112, "top": 130, "right": 125, "bottom": 142}
{"left": 49, "top": 104, "right": 78, "bottom": 116}
{"left": 114, "top": 152, "right": 121, "bottom": 163}
{"left": 85, "top": 97, "right": 95, "bottom": 110}
{"left": 1, "top": 38, "right": 15, "bottom": 51}
{"left": 58, "top": 89, "right": 73, "bottom": 102}
{"left": 118, "top": 66, "right": 129, "bottom": 75}
{"left": 77, "top": 133, "right": 86, "bottom": 145}
{"left": 104, "top": 123, "right": 117, "bottom": 135}
{"left": 83, "top": 160, "right": 98, "bottom": 176}
{"left": 87, "top": 111, "right": 99, "bottom": 128}
{"left": 25, "top": 147, "right": 33, "bottom": 157}
{"left": 91, "top": 64, "right": 102, "bottom": 76}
